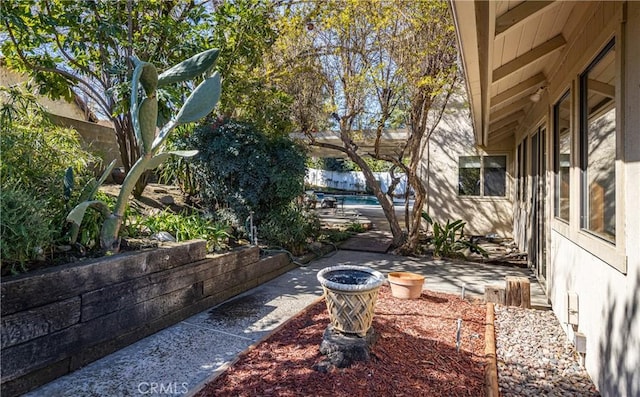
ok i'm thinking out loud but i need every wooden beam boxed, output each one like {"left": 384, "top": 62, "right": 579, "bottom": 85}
{"left": 489, "top": 130, "right": 516, "bottom": 145}
{"left": 495, "top": 1, "right": 555, "bottom": 36}
{"left": 490, "top": 110, "right": 525, "bottom": 131}
{"left": 489, "top": 132, "right": 515, "bottom": 145}
{"left": 491, "top": 73, "right": 546, "bottom": 107}
{"left": 588, "top": 79, "right": 615, "bottom": 98}
{"left": 493, "top": 35, "right": 566, "bottom": 82}
{"left": 484, "top": 303, "right": 500, "bottom": 397}
{"left": 475, "top": 0, "right": 496, "bottom": 147}
{"left": 489, "top": 121, "right": 519, "bottom": 142}
{"left": 490, "top": 97, "right": 532, "bottom": 121}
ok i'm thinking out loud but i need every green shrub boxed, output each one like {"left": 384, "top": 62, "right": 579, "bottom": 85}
{"left": 0, "top": 87, "right": 99, "bottom": 269}
{"left": 188, "top": 119, "right": 307, "bottom": 224}
{"left": 0, "top": 186, "right": 55, "bottom": 273}
{"left": 1, "top": 87, "right": 98, "bottom": 196}
{"left": 422, "top": 212, "right": 487, "bottom": 259}
{"left": 346, "top": 221, "right": 366, "bottom": 233}
{"left": 319, "top": 229, "right": 353, "bottom": 244}
{"left": 260, "top": 205, "right": 320, "bottom": 256}
{"left": 157, "top": 125, "right": 199, "bottom": 197}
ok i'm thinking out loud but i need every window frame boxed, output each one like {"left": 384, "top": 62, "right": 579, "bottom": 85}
{"left": 579, "top": 38, "right": 616, "bottom": 244}
{"left": 518, "top": 137, "right": 528, "bottom": 205}
{"left": 553, "top": 90, "right": 571, "bottom": 223}
{"left": 568, "top": 33, "right": 626, "bottom": 274}
{"left": 457, "top": 154, "right": 508, "bottom": 198}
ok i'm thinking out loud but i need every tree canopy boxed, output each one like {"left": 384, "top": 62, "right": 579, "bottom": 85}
{"left": 1, "top": 1, "right": 213, "bottom": 178}
{"left": 271, "top": 0, "right": 459, "bottom": 250}
{"left": 1, "top": 0, "right": 290, "bottom": 194}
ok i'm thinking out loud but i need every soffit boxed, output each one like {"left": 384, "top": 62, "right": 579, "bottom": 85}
{"left": 451, "top": 0, "right": 580, "bottom": 147}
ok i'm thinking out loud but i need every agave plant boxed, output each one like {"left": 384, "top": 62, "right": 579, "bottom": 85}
{"left": 67, "top": 49, "right": 221, "bottom": 252}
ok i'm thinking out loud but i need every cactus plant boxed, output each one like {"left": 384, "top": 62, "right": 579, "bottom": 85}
{"left": 67, "top": 49, "right": 221, "bottom": 253}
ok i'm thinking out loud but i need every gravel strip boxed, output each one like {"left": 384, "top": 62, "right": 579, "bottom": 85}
{"left": 494, "top": 305, "right": 600, "bottom": 396}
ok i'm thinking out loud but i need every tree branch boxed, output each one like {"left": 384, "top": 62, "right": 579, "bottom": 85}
{"left": 44, "top": 2, "right": 106, "bottom": 92}
{"left": 4, "top": 21, "right": 112, "bottom": 115}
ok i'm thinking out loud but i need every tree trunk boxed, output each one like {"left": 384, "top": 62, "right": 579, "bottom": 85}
{"left": 342, "top": 144, "right": 405, "bottom": 248}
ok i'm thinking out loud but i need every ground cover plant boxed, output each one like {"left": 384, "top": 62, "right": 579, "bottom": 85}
{"left": 195, "top": 286, "right": 487, "bottom": 397}
{"left": 134, "top": 209, "right": 230, "bottom": 252}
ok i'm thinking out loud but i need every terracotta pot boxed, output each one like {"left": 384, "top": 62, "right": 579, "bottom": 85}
{"left": 388, "top": 272, "right": 425, "bottom": 299}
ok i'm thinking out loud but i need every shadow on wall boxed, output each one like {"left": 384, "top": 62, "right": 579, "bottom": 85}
{"left": 426, "top": 99, "right": 513, "bottom": 237}
{"left": 598, "top": 272, "right": 639, "bottom": 396}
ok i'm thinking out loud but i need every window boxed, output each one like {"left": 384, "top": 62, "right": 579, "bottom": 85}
{"left": 484, "top": 156, "right": 507, "bottom": 196}
{"left": 458, "top": 156, "right": 481, "bottom": 196}
{"left": 458, "top": 155, "right": 507, "bottom": 197}
{"left": 580, "top": 39, "right": 616, "bottom": 242}
{"left": 516, "top": 138, "right": 528, "bottom": 202}
{"left": 554, "top": 91, "right": 571, "bottom": 221}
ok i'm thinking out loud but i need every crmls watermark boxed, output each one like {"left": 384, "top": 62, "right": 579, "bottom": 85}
{"left": 137, "top": 382, "right": 189, "bottom": 394}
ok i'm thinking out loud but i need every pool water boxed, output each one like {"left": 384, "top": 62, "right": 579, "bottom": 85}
{"left": 317, "top": 194, "right": 407, "bottom": 206}
{"left": 339, "top": 195, "right": 380, "bottom": 206}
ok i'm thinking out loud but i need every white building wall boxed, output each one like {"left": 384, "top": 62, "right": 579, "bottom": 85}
{"left": 425, "top": 95, "right": 515, "bottom": 237}
{"left": 542, "top": 3, "right": 640, "bottom": 395}
{"left": 549, "top": 231, "right": 639, "bottom": 396}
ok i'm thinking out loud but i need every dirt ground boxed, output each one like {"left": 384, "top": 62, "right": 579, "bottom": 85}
{"left": 100, "top": 183, "right": 195, "bottom": 215}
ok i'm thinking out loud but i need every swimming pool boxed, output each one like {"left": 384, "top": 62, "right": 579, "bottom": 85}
{"left": 317, "top": 194, "right": 409, "bottom": 206}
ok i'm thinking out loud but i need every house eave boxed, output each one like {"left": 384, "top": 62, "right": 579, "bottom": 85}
{"left": 450, "top": 0, "right": 486, "bottom": 147}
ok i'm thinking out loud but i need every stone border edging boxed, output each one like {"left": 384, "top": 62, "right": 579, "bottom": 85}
{"left": 485, "top": 302, "right": 500, "bottom": 397}
{"left": 185, "top": 296, "right": 326, "bottom": 397}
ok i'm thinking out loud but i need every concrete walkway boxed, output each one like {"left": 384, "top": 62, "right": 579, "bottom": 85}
{"left": 26, "top": 246, "right": 548, "bottom": 397}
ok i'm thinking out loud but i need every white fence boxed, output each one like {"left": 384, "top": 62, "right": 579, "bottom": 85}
{"left": 305, "top": 168, "right": 408, "bottom": 196}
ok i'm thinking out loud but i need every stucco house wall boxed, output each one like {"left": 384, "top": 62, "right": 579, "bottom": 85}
{"left": 423, "top": 96, "right": 515, "bottom": 237}
{"left": 505, "top": 3, "right": 639, "bottom": 395}
{"left": 0, "top": 65, "right": 87, "bottom": 120}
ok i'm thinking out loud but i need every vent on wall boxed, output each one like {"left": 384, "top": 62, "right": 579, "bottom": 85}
{"left": 568, "top": 291, "right": 579, "bottom": 326}
{"left": 574, "top": 332, "right": 587, "bottom": 354}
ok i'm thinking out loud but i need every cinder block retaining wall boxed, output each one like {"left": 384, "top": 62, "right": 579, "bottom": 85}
{"left": 0, "top": 241, "right": 294, "bottom": 396}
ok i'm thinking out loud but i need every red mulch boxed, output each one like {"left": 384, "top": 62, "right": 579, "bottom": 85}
{"left": 195, "top": 286, "right": 487, "bottom": 397}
